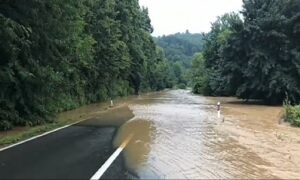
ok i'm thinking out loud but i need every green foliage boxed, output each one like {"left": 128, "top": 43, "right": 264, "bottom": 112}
{"left": 284, "top": 99, "right": 300, "bottom": 127}
{"left": 155, "top": 32, "right": 204, "bottom": 65}
{"left": 201, "top": 13, "right": 242, "bottom": 96}
{"left": 177, "top": 83, "right": 186, "bottom": 89}
{"left": 0, "top": 0, "right": 172, "bottom": 130}
{"left": 191, "top": 53, "right": 210, "bottom": 94}
{"left": 197, "top": 0, "right": 300, "bottom": 104}
{"left": 147, "top": 48, "right": 174, "bottom": 90}
{"left": 155, "top": 32, "right": 205, "bottom": 88}
{"left": 223, "top": 0, "right": 300, "bottom": 104}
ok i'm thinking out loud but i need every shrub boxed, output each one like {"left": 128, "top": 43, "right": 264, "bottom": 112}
{"left": 284, "top": 98, "right": 300, "bottom": 127}
{"left": 0, "top": 120, "right": 13, "bottom": 131}
{"left": 178, "top": 83, "right": 186, "bottom": 89}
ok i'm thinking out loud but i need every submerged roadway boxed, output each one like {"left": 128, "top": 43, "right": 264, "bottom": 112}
{"left": 1, "top": 90, "right": 299, "bottom": 179}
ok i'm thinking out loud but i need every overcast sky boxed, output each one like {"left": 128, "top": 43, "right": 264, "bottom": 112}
{"left": 139, "top": 0, "right": 243, "bottom": 36}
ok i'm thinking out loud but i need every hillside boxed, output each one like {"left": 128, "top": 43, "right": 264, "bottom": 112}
{"left": 154, "top": 31, "right": 204, "bottom": 67}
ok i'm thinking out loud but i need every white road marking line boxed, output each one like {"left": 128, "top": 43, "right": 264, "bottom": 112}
{"left": 0, "top": 112, "right": 135, "bottom": 152}
{"left": 90, "top": 134, "right": 134, "bottom": 180}
{"left": 0, "top": 118, "right": 89, "bottom": 152}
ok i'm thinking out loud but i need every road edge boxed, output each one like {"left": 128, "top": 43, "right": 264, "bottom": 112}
{"left": 0, "top": 104, "right": 126, "bottom": 152}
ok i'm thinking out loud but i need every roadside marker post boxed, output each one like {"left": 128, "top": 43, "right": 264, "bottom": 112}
{"left": 217, "top": 102, "right": 221, "bottom": 118}
{"left": 110, "top": 99, "right": 114, "bottom": 107}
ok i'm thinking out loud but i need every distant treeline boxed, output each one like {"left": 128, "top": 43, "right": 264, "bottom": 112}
{"left": 192, "top": 0, "right": 300, "bottom": 104}
{"left": 155, "top": 32, "right": 204, "bottom": 88}
{"left": 0, "top": 0, "right": 173, "bottom": 130}
{"left": 155, "top": 32, "right": 204, "bottom": 66}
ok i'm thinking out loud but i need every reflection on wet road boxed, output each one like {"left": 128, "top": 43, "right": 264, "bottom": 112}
{"left": 114, "top": 90, "right": 300, "bottom": 179}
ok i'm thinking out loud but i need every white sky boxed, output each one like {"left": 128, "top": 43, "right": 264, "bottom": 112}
{"left": 139, "top": 0, "right": 243, "bottom": 36}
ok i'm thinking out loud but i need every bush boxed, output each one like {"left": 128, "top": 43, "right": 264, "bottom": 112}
{"left": 284, "top": 99, "right": 300, "bottom": 127}
{"left": 178, "top": 83, "right": 186, "bottom": 89}
{"left": 0, "top": 120, "right": 13, "bottom": 131}
{"left": 193, "top": 82, "right": 203, "bottom": 94}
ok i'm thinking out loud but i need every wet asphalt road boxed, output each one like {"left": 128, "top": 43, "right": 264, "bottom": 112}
{"left": 0, "top": 110, "right": 133, "bottom": 179}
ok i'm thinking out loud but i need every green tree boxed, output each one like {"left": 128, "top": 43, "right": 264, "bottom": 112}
{"left": 0, "top": 0, "right": 173, "bottom": 130}
{"left": 222, "top": 0, "right": 300, "bottom": 104}
{"left": 191, "top": 53, "right": 210, "bottom": 94}
{"left": 198, "top": 0, "right": 300, "bottom": 104}
{"left": 202, "top": 13, "right": 242, "bottom": 96}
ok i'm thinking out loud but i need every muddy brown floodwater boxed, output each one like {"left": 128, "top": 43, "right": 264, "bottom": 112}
{"left": 113, "top": 90, "right": 300, "bottom": 179}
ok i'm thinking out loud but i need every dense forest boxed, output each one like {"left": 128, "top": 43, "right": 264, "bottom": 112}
{"left": 155, "top": 32, "right": 204, "bottom": 66}
{"left": 0, "top": 0, "right": 174, "bottom": 130}
{"left": 192, "top": 0, "right": 300, "bottom": 104}
{"left": 155, "top": 32, "right": 204, "bottom": 87}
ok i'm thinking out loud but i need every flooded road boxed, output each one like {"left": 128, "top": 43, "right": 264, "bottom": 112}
{"left": 114, "top": 90, "right": 300, "bottom": 179}
{"left": 2, "top": 89, "right": 299, "bottom": 179}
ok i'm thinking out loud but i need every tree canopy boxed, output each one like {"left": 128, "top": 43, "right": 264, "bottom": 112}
{"left": 0, "top": 0, "right": 173, "bottom": 130}
{"left": 155, "top": 32, "right": 204, "bottom": 87}
{"left": 192, "top": 0, "right": 300, "bottom": 104}
{"left": 155, "top": 32, "right": 204, "bottom": 67}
